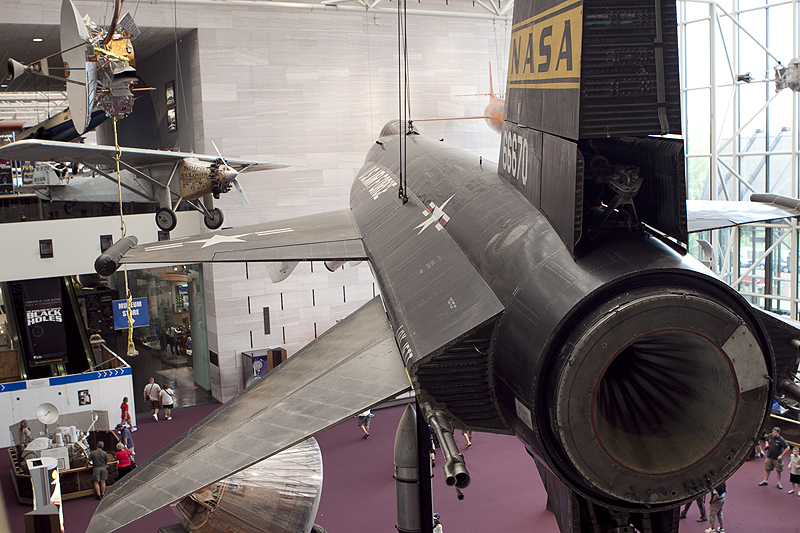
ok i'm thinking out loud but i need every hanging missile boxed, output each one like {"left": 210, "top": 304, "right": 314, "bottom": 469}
{"left": 395, "top": 404, "right": 421, "bottom": 533}
{"left": 94, "top": 236, "right": 138, "bottom": 276}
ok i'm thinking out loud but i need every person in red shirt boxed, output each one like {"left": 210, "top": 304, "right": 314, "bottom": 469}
{"left": 120, "top": 397, "right": 137, "bottom": 432}
{"left": 115, "top": 442, "right": 135, "bottom": 479}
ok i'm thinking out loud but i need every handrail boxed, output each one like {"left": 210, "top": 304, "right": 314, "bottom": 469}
{"left": 86, "top": 341, "right": 130, "bottom": 372}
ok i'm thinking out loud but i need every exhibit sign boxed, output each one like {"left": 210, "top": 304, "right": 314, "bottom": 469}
{"left": 22, "top": 278, "right": 68, "bottom": 366}
{"left": 112, "top": 297, "right": 150, "bottom": 330}
{"left": 0, "top": 160, "right": 11, "bottom": 195}
{"left": 20, "top": 161, "right": 35, "bottom": 185}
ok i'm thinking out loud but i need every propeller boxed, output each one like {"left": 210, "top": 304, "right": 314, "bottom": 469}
{"left": 211, "top": 140, "right": 249, "bottom": 205}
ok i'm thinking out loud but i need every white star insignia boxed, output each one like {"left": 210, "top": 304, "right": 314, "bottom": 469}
{"left": 415, "top": 195, "right": 454, "bottom": 235}
{"left": 189, "top": 233, "right": 251, "bottom": 248}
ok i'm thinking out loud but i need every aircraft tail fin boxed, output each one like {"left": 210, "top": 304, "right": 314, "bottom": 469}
{"left": 488, "top": 61, "right": 495, "bottom": 98}
{"left": 499, "top": 0, "right": 686, "bottom": 252}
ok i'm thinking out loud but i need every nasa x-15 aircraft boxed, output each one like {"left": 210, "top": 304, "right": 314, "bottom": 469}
{"left": 0, "top": 139, "right": 287, "bottom": 231}
{"left": 89, "top": 0, "right": 800, "bottom": 531}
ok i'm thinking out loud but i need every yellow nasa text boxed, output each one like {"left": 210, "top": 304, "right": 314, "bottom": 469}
{"left": 508, "top": 0, "right": 583, "bottom": 89}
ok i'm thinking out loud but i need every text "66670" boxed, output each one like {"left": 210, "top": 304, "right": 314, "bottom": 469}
{"left": 502, "top": 130, "right": 529, "bottom": 185}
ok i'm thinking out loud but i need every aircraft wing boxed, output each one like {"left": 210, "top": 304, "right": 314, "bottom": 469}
{"left": 87, "top": 295, "right": 411, "bottom": 533}
{"left": 414, "top": 115, "right": 492, "bottom": 121}
{"left": 116, "top": 209, "right": 367, "bottom": 265}
{"left": 0, "top": 139, "right": 287, "bottom": 171}
{"left": 235, "top": 161, "right": 288, "bottom": 173}
{"left": 687, "top": 194, "right": 800, "bottom": 232}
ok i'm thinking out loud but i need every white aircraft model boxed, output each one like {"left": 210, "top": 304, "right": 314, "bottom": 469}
{"left": 0, "top": 139, "right": 287, "bottom": 231}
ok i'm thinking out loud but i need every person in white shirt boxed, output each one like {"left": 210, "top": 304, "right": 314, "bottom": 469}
{"left": 160, "top": 384, "right": 175, "bottom": 420}
{"left": 433, "top": 512, "right": 443, "bottom": 533}
{"left": 789, "top": 446, "right": 800, "bottom": 495}
{"left": 143, "top": 378, "right": 162, "bottom": 421}
{"left": 357, "top": 409, "right": 373, "bottom": 439}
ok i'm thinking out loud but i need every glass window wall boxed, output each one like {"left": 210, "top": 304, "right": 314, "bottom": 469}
{"left": 680, "top": 0, "right": 800, "bottom": 318}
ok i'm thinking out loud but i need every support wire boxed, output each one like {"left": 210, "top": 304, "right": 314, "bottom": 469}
{"left": 113, "top": 117, "right": 136, "bottom": 356}
{"left": 397, "top": 0, "right": 410, "bottom": 204}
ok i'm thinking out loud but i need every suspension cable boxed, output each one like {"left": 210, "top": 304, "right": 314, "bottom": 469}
{"left": 113, "top": 117, "right": 136, "bottom": 356}
{"left": 397, "top": 0, "right": 410, "bottom": 204}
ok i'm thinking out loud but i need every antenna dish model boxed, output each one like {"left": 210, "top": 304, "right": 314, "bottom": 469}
{"left": 36, "top": 403, "right": 59, "bottom": 425}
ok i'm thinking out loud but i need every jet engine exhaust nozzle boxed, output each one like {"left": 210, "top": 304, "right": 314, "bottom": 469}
{"left": 547, "top": 287, "right": 770, "bottom": 506}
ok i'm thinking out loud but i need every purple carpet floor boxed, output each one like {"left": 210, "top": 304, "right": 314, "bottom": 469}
{"left": 3, "top": 402, "right": 800, "bottom": 532}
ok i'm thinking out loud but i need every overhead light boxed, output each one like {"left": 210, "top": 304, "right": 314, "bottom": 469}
{"left": 32, "top": 38, "right": 43, "bottom": 42}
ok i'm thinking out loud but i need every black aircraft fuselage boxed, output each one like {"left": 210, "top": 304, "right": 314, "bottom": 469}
{"left": 352, "top": 124, "right": 771, "bottom": 528}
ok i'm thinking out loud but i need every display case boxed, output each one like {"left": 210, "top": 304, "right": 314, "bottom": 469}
{"left": 241, "top": 347, "right": 287, "bottom": 388}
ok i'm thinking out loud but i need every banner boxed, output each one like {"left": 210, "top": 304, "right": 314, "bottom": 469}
{"left": 22, "top": 278, "right": 68, "bottom": 366}
{"left": 0, "top": 160, "right": 12, "bottom": 195}
{"left": 112, "top": 297, "right": 150, "bottom": 330}
{"left": 21, "top": 161, "right": 35, "bottom": 186}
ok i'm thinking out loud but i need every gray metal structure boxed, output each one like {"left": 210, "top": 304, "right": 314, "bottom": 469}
{"left": 688, "top": 196, "right": 800, "bottom": 231}
{"left": 107, "top": 209, "right": 367, "bottom": 265}
{"left": 87, "top": 0, "right": 800, "bottom": 532}
{"left": 677, "top": 0, "right": 800, "bottom": 320}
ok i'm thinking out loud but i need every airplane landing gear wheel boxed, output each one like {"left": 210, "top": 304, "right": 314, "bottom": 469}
{"left": 204, "top": 207, "right": 224, "bottom": 230}
{"left": 156, "top": 208, "right": 178, "bottom": 231}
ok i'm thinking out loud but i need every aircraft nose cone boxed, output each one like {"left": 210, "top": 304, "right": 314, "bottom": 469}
{"left": 222, "top": 169, "right": 238, "bottom": 182}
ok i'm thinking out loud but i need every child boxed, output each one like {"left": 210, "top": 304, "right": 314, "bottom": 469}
{"left": 120, "top": 397, "right": 137, "bottom": 432}
{"left": 789, "top": 446, "right": 800, "bottom": 495}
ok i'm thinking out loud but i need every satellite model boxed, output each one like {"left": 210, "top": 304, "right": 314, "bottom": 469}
{"left": 22, "top": 403, "right": 61, "bottom": 457}
{"left": 7, "top": 0, "right": 141, "bottom": 134}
